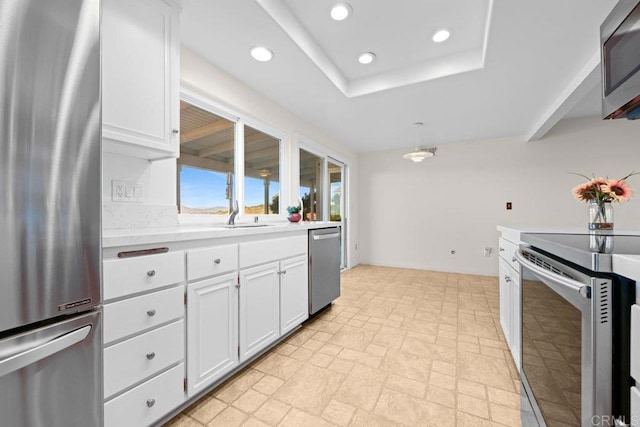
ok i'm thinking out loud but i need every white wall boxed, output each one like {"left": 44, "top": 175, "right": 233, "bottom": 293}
{"left": 103, "top": 47, "right": 360, "bottom": 266}
{"left": 358, "top": 116, "right": 640, "bottom": 276}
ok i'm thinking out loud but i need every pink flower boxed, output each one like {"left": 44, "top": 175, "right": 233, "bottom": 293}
{"left": 607, "top": 179, "right": 633, "bottom": 202}
{"left": 572, "top": 182, "right": 594, "bottom": 202}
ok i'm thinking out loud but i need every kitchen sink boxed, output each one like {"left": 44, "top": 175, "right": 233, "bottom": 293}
{"left": 219, "top": 223, "right": 272, "bottom": 228}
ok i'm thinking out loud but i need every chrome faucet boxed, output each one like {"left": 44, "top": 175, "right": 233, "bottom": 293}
{"left": 227, "top": 201, "right": 239, "bottom": 225}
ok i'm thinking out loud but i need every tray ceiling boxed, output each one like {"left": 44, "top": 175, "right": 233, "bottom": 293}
{"left": 181, "top": 0, "right": 617, "bottom": 152}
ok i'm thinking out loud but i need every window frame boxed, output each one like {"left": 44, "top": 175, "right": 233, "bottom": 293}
{"left": 240, "top": 117, "right": 287, "bottom": 219}
{"left": 296, "top": 133, "right": 350, "bottom": 268}
{"left": 178, "top": 85, "right": 287, "bottom": 224}
{"left": 297, "top": 145, "right": 326, "bottom": 222}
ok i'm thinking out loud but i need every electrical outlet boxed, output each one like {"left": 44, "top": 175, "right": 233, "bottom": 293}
{"left": 484, "top": 247, "right": 492, "bottom": 257}
{"left": 506, "top": 202, "right": 512, "bottom": 210}
{"left": 112, "top": 180, "right": 143, "bottom": 203}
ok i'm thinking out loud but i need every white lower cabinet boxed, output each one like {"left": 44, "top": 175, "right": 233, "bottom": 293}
{"left": 104, "top": 320, "right": 184, "bottom": 399}
{"left": 511, "top": 270, "right": 521, "bottom": 370}
{"left": 186, "top": 273, "right": 239, "bottom": 397}
{"left": 104, "top": 363, "right": 185, "bottom": 427}
{"left": 498, "top": 251, "right": 521, "bottom": 371}
{"left": 104, "top": 286, "right": 184, "bottom": 345}
{"left": 239, "top": 262, "right": 281, "bottom": 361}
{"left": 498, "top": 259, "right": 511, "bottom": 347}
{"left": 103, "top": 249, "right": 186, "bottom": 427}
{"left": 280, "top": 255, "right": 309, "bottom": 335}
{"left": 103, "top": 232, "right": 310, "bottom": 425}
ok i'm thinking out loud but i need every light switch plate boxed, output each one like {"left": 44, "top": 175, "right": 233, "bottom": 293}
{"left": 111, "top": 180, "right": 143, "bottom": 203}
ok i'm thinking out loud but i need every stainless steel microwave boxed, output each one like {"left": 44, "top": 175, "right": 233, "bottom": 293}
{"left": 601, "top": 0, "right": 640, "bottom": 120}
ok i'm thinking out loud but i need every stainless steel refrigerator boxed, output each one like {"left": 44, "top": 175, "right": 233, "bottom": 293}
{"left": 0, "top": 1, "right": 102, "bottom": 426}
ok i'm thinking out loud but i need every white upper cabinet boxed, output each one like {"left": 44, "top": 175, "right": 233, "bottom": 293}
{"left": 102, "top": 0, "right": 180, "bottom": 159}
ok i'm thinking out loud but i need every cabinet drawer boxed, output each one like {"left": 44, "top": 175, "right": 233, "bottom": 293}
{"left": 239, "top": 235, "right": 307, "bottom": 269}
{"left": 104, "top": 286, "right": 184, "bottom": 345}
{"left": 631, "top": 305, "right": 640, "bottom": 381}
{"left": 498, "top": 237, "right": 519, "bottom": 271}
{"left": 104, "top": 363, "right": 185, "bottom": 427}
{"left": 187, "top": 244, "right": 238, "bottom": 281}
{"left": 104, "top": 320, "right": 184, "bottom": 399}
{"left": 104, "top": 251, "right": 185, "bottom": 301}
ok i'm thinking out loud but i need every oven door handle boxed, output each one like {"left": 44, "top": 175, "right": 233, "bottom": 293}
{"left": 514, "top": 250, "right": 591, "bottom": 299}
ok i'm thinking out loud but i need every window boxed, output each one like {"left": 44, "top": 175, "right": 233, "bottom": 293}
{"left": 244, "top": 125, "right": 280, "bottom": 215}
{"left": 328, "top": 160, "right": 343, "bottom": 222}
{"left": 298, "top": 140, "right": 348, "bottom": 268}
{"left": 178, "top": 101, "right": 235, "bottom": 215}
{"left": 299, "top": 148, "right": 323, "bottom": 221}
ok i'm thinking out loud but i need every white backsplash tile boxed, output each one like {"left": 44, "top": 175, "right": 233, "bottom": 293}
{"left": 103, "top": 204, "right": 178, "bottom": 229}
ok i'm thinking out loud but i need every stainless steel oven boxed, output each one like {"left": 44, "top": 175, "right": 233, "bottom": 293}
{"left": 516, "top": 234, "right": 636, "bottom": 427}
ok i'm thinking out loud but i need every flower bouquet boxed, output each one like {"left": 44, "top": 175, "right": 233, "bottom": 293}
{"left": 572, "top": 172, "right": 636, "bottom": 230}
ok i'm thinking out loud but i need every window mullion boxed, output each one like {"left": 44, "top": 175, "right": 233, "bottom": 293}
{"left": 235, "top": 119, "right": 245, "bottom": 220}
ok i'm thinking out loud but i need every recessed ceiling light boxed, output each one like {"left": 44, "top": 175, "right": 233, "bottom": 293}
{"left": 358, "top": 52, "right": 376, "bottom": 65}
{"left": 330, "top": 3, "right": 352, "bottom": 21}
{"left": 432, "top": 29, "right": 451, "bottom": 43}
{"left": 250, "top": 46, "right": 274, "bottom": 62}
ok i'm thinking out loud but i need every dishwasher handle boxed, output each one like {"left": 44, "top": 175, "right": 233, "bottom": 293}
{"left": 514, "top": 250, "right": 590, "bottom": 299}
{"left": 312, "top": 233, "right": 340, "bottom": 241}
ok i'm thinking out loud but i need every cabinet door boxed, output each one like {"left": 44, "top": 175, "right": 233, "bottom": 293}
{"left": 187, "top": 273, "right": 238, "bottom": 397}
{"left": 498, "top": 258, "right": 512, "bottom": 349}
{"left": 280, "top": 255, "right": 309, "bottom": 335}
{"left": 102, "top": 0, "right": 179, "bottom": 159}
{"left": 239, "top": 263, "right": 280, "bottom": 361}
{"left": 511, "top": 268, "right": 521, "bottom": 372}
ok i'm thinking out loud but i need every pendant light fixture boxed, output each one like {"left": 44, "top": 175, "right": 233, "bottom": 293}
{"left": 403, "top": 122, "right": 436, "bottom": 162}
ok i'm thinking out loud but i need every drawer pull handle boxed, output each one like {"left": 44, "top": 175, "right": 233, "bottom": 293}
{"left": 146, "top": 352, "right": 156, "bottom": 360}
{"left": 146, "top": 399, "right": 156, "bottom": 408}
{"left": 499, "top": 247, "right": 505, "bottom": 252}
{"left": 172, "top": 129, "right": 179, "bottom": 134}
{"left": 214, "top": 258, "right": 221, "bottom": 264}
{"left": 512, "top": 257, "right": 517, "bottom": 263}
{"left": 147, "top": 270, "right": 156, "bottom": 277}
{"left": 146, "top": 309, "right": 156, "bottom": 317}
{"left": 278, "top": 270, "right": 287, "bottom": 275}
{"left": 505, "top": 275, "right": 511, "bottom": 283}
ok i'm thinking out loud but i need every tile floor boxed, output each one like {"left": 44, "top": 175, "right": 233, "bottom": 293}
{"left": 165, "top": 265, "right": 521, "bottom": 427}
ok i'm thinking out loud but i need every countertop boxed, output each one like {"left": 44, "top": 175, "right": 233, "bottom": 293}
{"left": 102, "top": 221, "right": 341, "bottom": 248}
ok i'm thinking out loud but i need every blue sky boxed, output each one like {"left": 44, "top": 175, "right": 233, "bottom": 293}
{"left": 180, "top": 166, "right": 279, "bottom": 208}
{"left": 245, "top": 176, "right": 280, "bottom": 207}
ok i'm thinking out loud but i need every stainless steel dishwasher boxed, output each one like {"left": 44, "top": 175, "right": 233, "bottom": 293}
{"left": 309, "top": 227, "right": 341, "bottom": 314}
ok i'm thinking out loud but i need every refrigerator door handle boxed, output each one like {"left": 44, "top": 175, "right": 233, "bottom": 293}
{"left": 312, "top": 233, "right": 340, "bottom": 241}
{"left": 0, "top": 325, "right": 91, "bottom": 378}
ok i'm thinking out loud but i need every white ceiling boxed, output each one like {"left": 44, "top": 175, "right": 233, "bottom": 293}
{"left": 181, "top": 0, "right": 616, "bottom": 153}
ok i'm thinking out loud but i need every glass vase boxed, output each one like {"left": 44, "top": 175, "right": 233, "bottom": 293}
{"left": 588, "top": 201, "right": 613, "bottom": 231}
